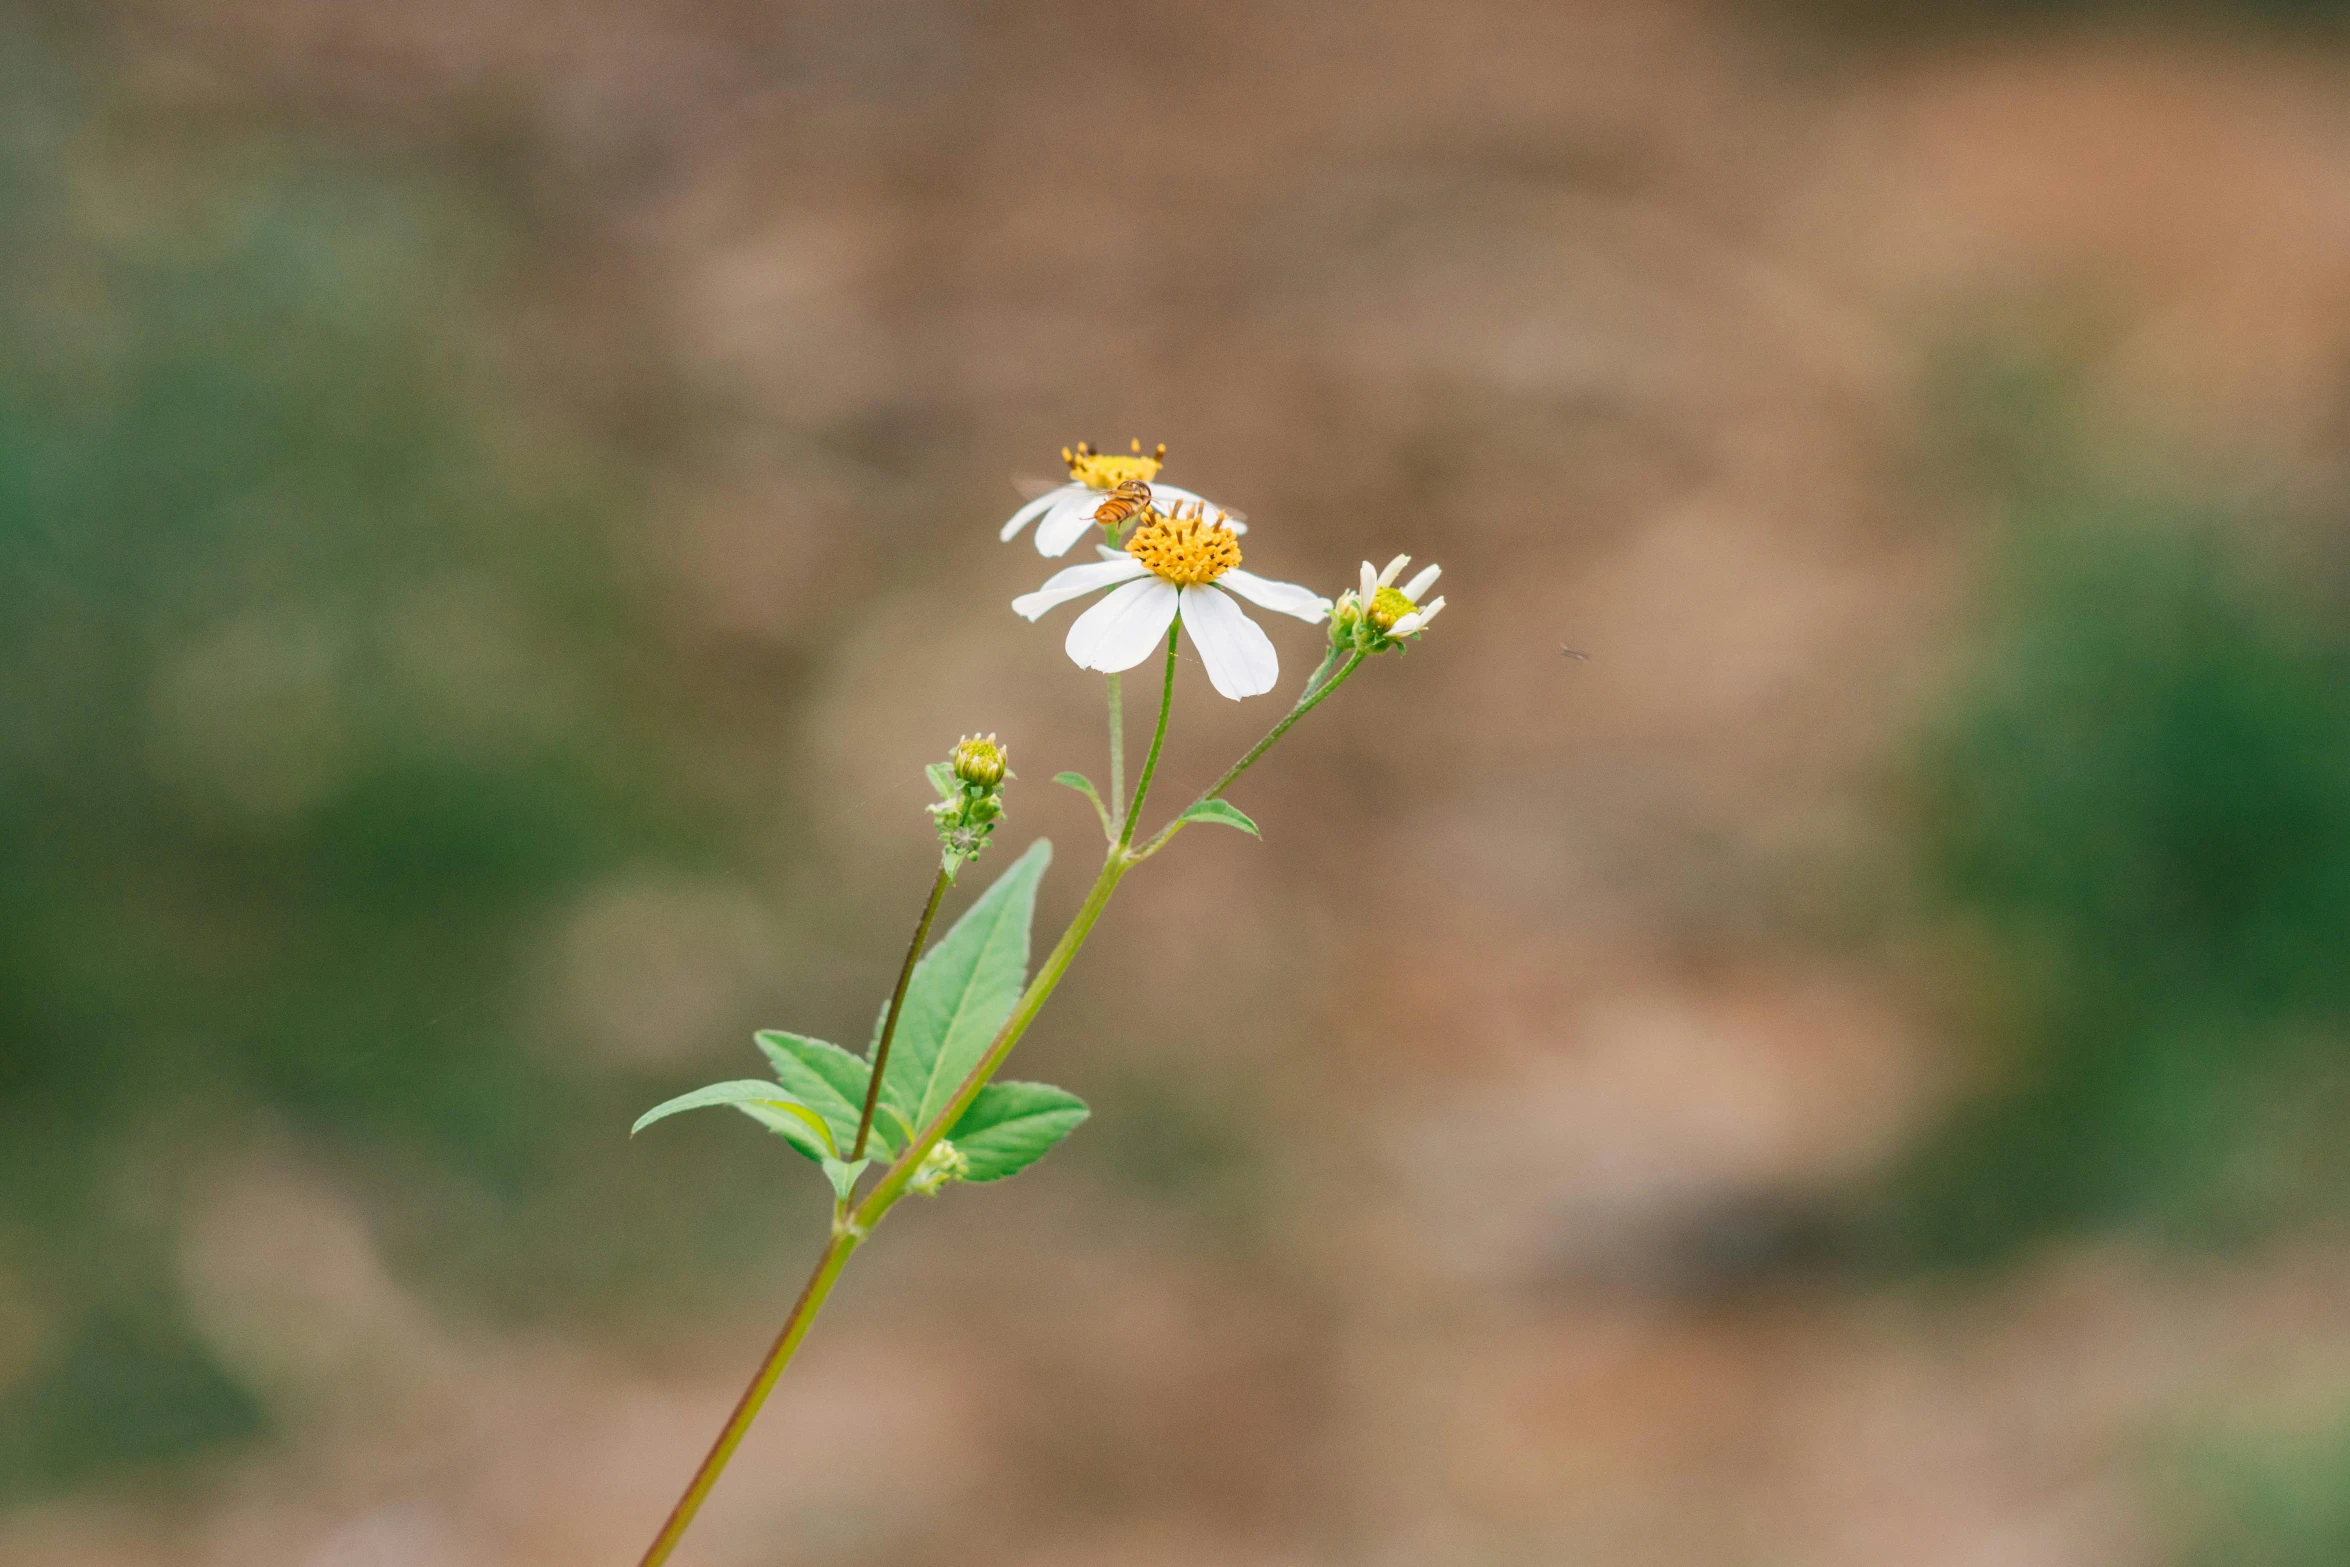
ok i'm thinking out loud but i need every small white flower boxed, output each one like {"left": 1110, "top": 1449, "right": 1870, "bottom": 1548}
{"left": 1012, "top": 508, "right": 1327, "bottom": 700}
{"left": 1333, "top": 555, "right": 1446, "bottom": 650}
{"left": 999, "top": 440, "right": 1242, "bottom": 558}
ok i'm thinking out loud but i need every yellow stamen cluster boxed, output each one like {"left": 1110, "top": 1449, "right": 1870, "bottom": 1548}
{"left": 1368, "top": 585, "right": 1415, "bottom": 632}
{"left": 1125, "top": 509, "right": 1241, "bottom": 586}
{"left": 1064, "top": 438, "right": 1166, "bottom": 490}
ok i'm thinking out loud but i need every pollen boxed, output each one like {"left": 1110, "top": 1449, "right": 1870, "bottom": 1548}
{"left": 1125, "top": 508, "right": 1241, "bottom": 586}
{"left": 1368, "top": 585, "right": 1416, "bottom": 631}
{"left": 1064, "top": 438, "right": 1167, "bottom": 490}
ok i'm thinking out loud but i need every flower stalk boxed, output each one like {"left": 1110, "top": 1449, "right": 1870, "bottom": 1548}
{"left": 635, "top": 1231, "right": 858, "bottom": 1567}
{"left": 850, "top": 864, "right": 953, "bottom": 1162}
{"left": 1106, "top": 673, "right": 1126, "bottom": 835}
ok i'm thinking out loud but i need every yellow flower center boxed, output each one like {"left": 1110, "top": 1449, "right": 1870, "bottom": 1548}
{"left": 1064, "top": 439, "right": 1166, "bottom": 490}
{"left": 1368, "top": 585, "right": 1416, "bottom": 631}
{"left": 1125, "top": 509, "right": 1241, "bottom": 586}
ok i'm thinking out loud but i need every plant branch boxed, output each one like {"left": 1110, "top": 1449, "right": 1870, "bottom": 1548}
{"left": 1105, "top": 672, "right": 1125, "bottom": 838}
{"left": 635, "top": 1229, "right": 859, "bottom": 1567}
{"left": 851, "top": 862, "right": 954, "bottom": 1162}
{"left": 1117, "top": 628, "right": 1180, "bottom": 854}
{"left": 854, "top": 847, "right": 1128, "bottom": 1226}
{"left": 1136, "top": 647, "right": 1364, "bottom": 858}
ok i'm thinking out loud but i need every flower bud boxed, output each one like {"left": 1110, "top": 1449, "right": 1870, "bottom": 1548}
{"left": 1327, "top": 590, "right": 1365, "bottom": 650}
{"left": 951, "top": 733, "right": 1008, "bottom": 788}
{"left": 930, "top": 733, "right": 1013, "bottom": 868}
{"left": 909, "top": 1138, "right": 970, "bottom": 1196}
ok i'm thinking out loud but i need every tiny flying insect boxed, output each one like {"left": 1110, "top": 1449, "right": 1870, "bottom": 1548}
{"left": 1560, "top": 644, "right": 1591, "bottom": 660}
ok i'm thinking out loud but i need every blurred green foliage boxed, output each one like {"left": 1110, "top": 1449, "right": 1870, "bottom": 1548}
{"left": 0, "top": 21, "right": 747, "bottom": 1494}
{"left": 1888, "top": 363, "right": 2350, "bottom": 1264}
{"left": 2171, "top": 1414, "right": 2350, "bottom": 1567}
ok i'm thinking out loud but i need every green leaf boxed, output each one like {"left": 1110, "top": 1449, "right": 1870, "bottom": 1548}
{"left": 632, "top": 1080, "right": 835, "bottom": 1160}
{"left": 821, "top": 1156, "right": 871, "bottom": 1202}
{"left": 756, "top": 1031, "right": 883, "bottom": 1158}
{"left": 1179, "top": 799, "right": 1259, "bottom": 837}
{"left": 877, "top": 838, "right": 1052, "bottom": 1136}
{"left": 737, "top": 1102, "right": 832, "bottom": 1162}
{"left": 1054, "top": 770, "right": 1112, "bottom": 830}
{"left": 925, "top": 761, "right": 957, "bottom": 800}
{"left": 948, "top": 1080, "right": 1091, "bottom": 1182}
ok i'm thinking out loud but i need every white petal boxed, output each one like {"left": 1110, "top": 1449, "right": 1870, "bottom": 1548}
{"left": 1218, "top": 568, "right": 1330, "bottom": 624}
{"left": 1034, "top": 490, "right": 1109, "bottom": 557}
{"left": 1402, "top": 563, "right": 1441, "bottom": 601}
{"left": 1359, "top": 561, "right": 1378, "bottom": 603}
{"left": 1388, "top": 613, "right": 1422, "bottom": 637}
{"left": 1095, "top": 543, "right": 1128, "bottom": 561}
{"left": 1416, "top": 594, "right": 1445, "bottom": 624}
{"left": 1000, "top": 485, "right": 1079, "bottom": 542}
{"left": 1066, "top": 576, "right": 1180, "bottom": 672}
{"left": 1377, "top": 554, "right": 1410, "bottom": 589}
{"left": 1010, "top": 558, "right": 1149, "bottom": 620}
{"left": 1179, "top": 585, "right": 1279, "bottom": 699}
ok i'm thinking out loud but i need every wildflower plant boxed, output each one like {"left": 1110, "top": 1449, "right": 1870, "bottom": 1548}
{"left": 630, "top": 445, "right": 1446, "bottom": 1565}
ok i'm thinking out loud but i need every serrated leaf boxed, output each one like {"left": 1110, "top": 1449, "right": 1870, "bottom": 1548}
{"left": 1054, "top": 771, "right": 1111, "bottom": 829}
{"left": 878, "top": 838, "right": 1052, "bottom": 1137}
{"left": 925, "top": 761, "right": 957, "bottom": 800}
{"left": 633, "top": 1080, "right": 835, "bottom": 1159}
{"left": 756, "top": 1030, "right": 884, "bottom": 1158}
{"left": 821, "top": 1156, "right": 871, "bottom": 1202}
{"left": 948, "top": 1080, "right": 1090, "bottom": 1182}
{"left": 1180, "top": 799, "right": 1259, "bottom": 836}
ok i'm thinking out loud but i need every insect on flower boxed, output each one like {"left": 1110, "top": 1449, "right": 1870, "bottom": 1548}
{"left": 999, "top": 439, "right": 1244, "bottom": 558}
{"left": 1091, "top": 478, "right": 1154, "bottom": 532}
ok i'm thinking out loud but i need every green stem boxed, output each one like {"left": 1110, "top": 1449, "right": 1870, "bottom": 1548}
{"left": 855, "top": 844, "right": 1130, "bottom": 1225}
{"left": 1136, "top": 647, "right": 1364, "bottom": 859}
{"left": 1117, "top": 629, "right": 1179, "bottom": 855}
{"left": 635, "top": 1228, "right": 860, "bottom": 1567}
{"left": 1105, "top": 673, "right": 1125, "bottom": 838}
{"left": 851, "top": 863, "right": 954, "bottom": 1162}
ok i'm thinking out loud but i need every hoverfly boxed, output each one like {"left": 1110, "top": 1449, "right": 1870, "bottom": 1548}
{"left": 1092, "top": 478, "right": 1154, "bottom": 529}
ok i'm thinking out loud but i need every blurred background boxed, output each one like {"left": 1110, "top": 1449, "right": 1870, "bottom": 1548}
{"left": 9, "top": 0, "right": 2350, "bottom": 1562}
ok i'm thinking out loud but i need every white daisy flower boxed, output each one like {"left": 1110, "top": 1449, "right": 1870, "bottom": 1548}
{"left": 1011, "top": 508, "right": 1328, "bottom": 700}
{"left": 999, "top": 440, "right": 1243, "bottom": 558}
{"left": 1331, "top": 555, "right": 1447, "bottom": 651}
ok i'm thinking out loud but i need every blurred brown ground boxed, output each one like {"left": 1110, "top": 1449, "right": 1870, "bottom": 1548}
{"left": 13, "top": 1, "right": 2350, "bottom": 1563}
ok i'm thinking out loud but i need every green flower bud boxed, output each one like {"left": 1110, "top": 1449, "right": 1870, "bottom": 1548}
{"left": 951, "top": 733, "right": 1008, "bottom": 788}
{"left": 909, "top": 1138, "right": 969, "bottom": 1196}
{"left": 930, "top": 733, "right": 1013, "bottom": 868}
{"left": 1327, "top": 590, "right": 1366, "bottom": 650}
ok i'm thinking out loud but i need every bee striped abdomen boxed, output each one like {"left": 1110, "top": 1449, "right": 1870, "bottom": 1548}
{"left": 1092, "top": 479, "right": 1153, "bottom": 530}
